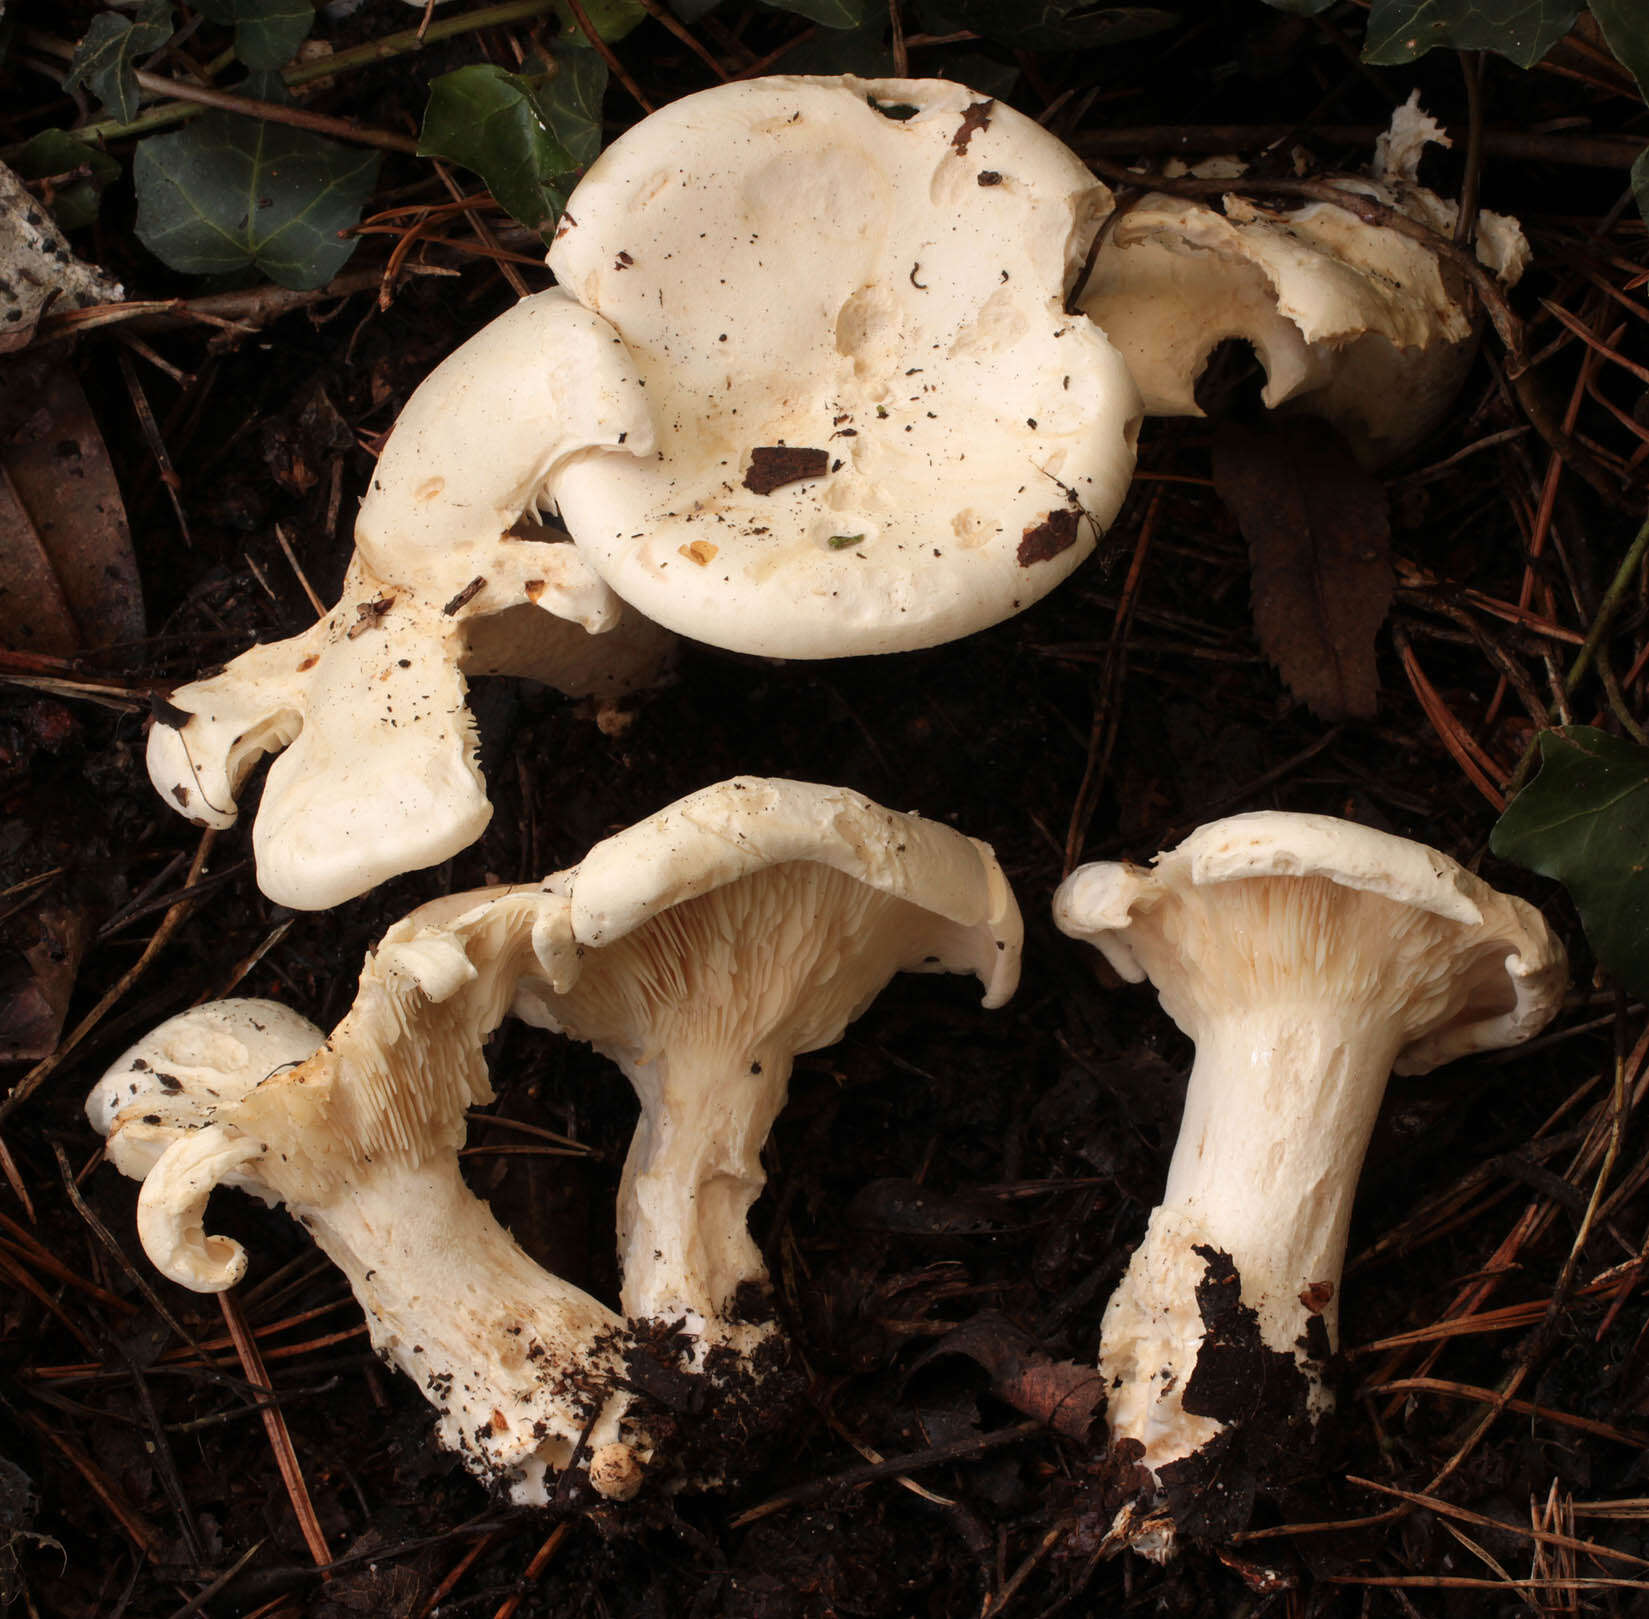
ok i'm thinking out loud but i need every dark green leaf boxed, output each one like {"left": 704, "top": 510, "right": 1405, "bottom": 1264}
{"left": 780, "top": 13, "right": 896, "bottom": 73}
{"left": 420, "top": 64, "right": 577, "bottom": 236}
{"left": 11, "top": 131, "right": 122, "bottom": 232}
{"left": 1258, "top": 0, "right": 1337, "bottom": 12}
{"left": 1588, "top": 0, "right": 1649, "bottom": 98}
{"left": 536, "top": 47, "right": 607, "bottom": 171}
{"left": 133, "top": 113, "right": 379, "bottom": 290}
{"left": 762, "top": 0, "right": 867, "bottom": 27}
{"left": 1362, "top": 0, "right": 1577, "bottom": 67}
{"left": 193, "top": 0, "right": 314, "bottom": 71}
{"left": 1490, "top": 726, "right": 1649, "bottom": 997}
{"left": 64, "top": 1, "right": 174, "bottom": 124}
{"left": 553, "top": 0, "right": 646, "bottom": 43}
{"left": 914, "top": 3, "right": 1178, "bottom": 51}
{"left": 1632, "top": 147, "right": 1649, "bottom": 231}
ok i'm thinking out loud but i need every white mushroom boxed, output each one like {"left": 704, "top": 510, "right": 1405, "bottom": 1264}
{"left": 146, "top": 288, "right": 672, "bottom": 910}
{"left": 512, "top": 776, "right": 1023, "bottom": 1363}
{"left": 1078, "top": 95, "right": 1529, "bottom": 466}
{"left": 1053, "top": 812, "right": 1565, "bottom": 1553}
{"left": 89, "top": 896, "right": 652, "bottom": 1505}
{"left": 546, "top": 74, "right": 1142, "bottom": 656}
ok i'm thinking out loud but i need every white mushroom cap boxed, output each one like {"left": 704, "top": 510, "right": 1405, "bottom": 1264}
{"left": 546, "top": 75, "right": 1142, "bottom": 656}
{"left": 567, "top": 775, "right": 1021, "bottom": 1005}
{"left": 514, "top": 776, "right": 1023, "bottom": 1346}
{"left": 1056, "top": 810, "right": 1566, "bottom": 1074}
{"left": 1078, "top": 95, "right": 1529, "bottom": 466}
{"left": 88, "top": 998, "right": 325, "bottom": 1180}
{"left": 352, "top": 288, "right": 654, "bottom": 585}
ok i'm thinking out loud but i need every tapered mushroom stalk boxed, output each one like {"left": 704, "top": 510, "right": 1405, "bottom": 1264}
{"left": 1054, "top": 812, "right": 1565, "bottom": 1552}
{"left": 514, "top": 777, "right": 1023, "bottom": 1364}
{"left": 146, "top": 288, "right": 671, "bottom": 910}
{"left": 89, "top": 897, "right": 653, "bottom": 1505}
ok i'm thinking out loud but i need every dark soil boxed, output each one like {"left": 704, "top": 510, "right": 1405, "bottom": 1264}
{"left": 3, "top": 5, "right": 1649, "bottom": 1616}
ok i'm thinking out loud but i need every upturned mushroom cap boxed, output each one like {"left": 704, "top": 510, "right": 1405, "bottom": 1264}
{"left": 514, "top": 776, "right": 1023, "bottom": 1337}
{"left": 546, "top": 75, "right": 1142, "bottom": 656}
{"left": 1077, "top": 95, "right": 1529, "bottom": 466}
{"left": 1054, "top": 810, "right": 1566, "bottom": 1073}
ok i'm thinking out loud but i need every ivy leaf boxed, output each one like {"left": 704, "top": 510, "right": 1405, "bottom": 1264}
{"left": 762, "top": 0, "right": 867, "bottom": 26}
{"left": 1588, "top": 0, "right": 1649, "bottom": 96}
{"left": 553, "top": 0, "right": 646, "bottom": 42}
{"left": 420, "top": 64, "right": 578, "bottom": 236}
{"left": 537, "top": 47, "right": 607, "bottom": 171}
{"left": 64, "top": 0, "right": 174, "bottom": 124}
{"left": 1362, "top": 0, "right": 1578, "bottom": 68}
{"left": 193, "top": 0, "right": 315, "bottom": 71}
{"left": 914, "top": 3, "right": 1178, "bottom": 51}
{"left": 134, "top": 113, "right": 379, "bottom": 290}
{"left": 1632, "top": 148, "right": 1649, "bottom": 232}
{"left": 1490, "top": 726, "right": 1649, "bottom": 997}
{"left": 1258, "top": 0, "right": 1337, "bottom": 12}
{"left": 10, "top": 131, "right": 122, "bottom": 232}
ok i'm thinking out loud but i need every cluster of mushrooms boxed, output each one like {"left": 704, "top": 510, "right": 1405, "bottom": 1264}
{"left": 92, "top": 76, "right": 1567, "bottom": 1555}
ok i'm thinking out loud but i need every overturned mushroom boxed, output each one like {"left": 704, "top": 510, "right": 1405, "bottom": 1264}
{"left": 90, "top": 898, "right": 652, "bottom": 1505}
{"left": 1079, "top": 96, "right": 1529, "bottom": 466}
{"left": 546, "top": 74, "right": 1142, "bottom": 657}
{"left": 1053, "top": 812, "right": 1564, "bottom": 1554}
{"left": 146, "top": 289, "right": 673, "bottom": 910}
{"left": 513, "top": 776, "right": 1023, "bottom": 1363}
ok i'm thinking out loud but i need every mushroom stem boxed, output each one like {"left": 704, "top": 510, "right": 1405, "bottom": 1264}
{"left": 296, "top": 1154, "right": 635, "bottom": 1483}
{"left": 613, "top": 1041, "right": 792, "bottom": 1343}
{"left": 1103, "top": 1007, "right": 1406, "bottom": 1464}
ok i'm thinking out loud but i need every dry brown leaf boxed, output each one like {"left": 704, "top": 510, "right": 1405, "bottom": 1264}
{"left": 0, "top": 902, "right": 88, "bottom": 1063}
{"left": 0, "top": 162, "right": 121, "bottom": 355}
{"left": 1212, "top": 416, "right": 1393, "bottom": 721}
{"left": 0, "top": 363, "right": 143, "bottom": 654}
{"left": 916, "top": 1312, "right": 1106, "bottom": 1441}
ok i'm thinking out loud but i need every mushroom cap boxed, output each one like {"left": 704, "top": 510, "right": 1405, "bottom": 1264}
{"left": 88, "top": 998, "right": 326, "bottom": 1179}
{"left": 1054, "top": 811, "right": 1566, "bottom": 1073}
{"left": 546, "top": 75, "right": 1142, "bottom": 657}
{"left": 1077, "top": 97, "right": 1529, "bottom": 467}
{"left": 353, "top": 287, "right": 655, "bottom": 584}
{"left": 144, "top": 542, "right": 636, "bottom": 911}
{"left": 563, "top": 775, "right": 1022, "bottom": 1008}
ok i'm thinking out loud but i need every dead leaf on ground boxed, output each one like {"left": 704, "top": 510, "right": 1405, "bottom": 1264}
{"left": 1212, "top": 416, "right": 1393, "bottom": 721}
{"left": 912, "top": 1312, "right": 1106, "bottom": 1440}
{"left": 0, "top": 362, "right": 143, "bottom": 654}
{"left": 0, "top": 901, "right": 88, "bottom": 1063}
{"left": 0, "top": 161, "right": 122, "bottom": 355}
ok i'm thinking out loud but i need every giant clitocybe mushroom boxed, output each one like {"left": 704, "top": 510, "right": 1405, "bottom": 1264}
{"left": 146, "top": 288, "right": 673, "bottom": 911}
{"left": 1078, "top": 96, "right": 1529, "bottom": 466}
{"left": 514, "top": 776, "right": 1024, "bottom": 1365}
{"left": 89, "top": 897, "right": 652, "bottom": 1505}
{"left": 546, "top": 75, "right": 1142, "bottom": 657}
{"left": 1053, "top": 812, "right": 1565, "bottom": 1553}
